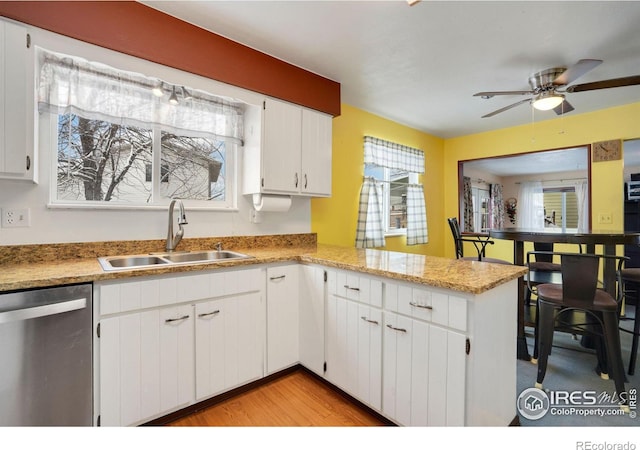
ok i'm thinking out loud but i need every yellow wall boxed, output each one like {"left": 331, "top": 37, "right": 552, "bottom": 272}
{"left": 312, "top": 101, "right": 640, "bottom": 260}
{"left": 311, "top": 103, "right": 446, "bottom": 256}
{"left": 444, "top": 102, "right": 640, "bottom": 261}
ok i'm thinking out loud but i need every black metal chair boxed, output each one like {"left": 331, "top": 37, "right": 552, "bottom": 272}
{"left": 524, "top": 242, "right": 562, "bottom": 306}
{"left": 529, "top": 251, "right": 628, "bottom": 409}
{"left": 447, "top": 217, "right": 511, "bottom": 264}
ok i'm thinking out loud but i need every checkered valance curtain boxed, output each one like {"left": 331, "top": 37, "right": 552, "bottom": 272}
{"left": 356, "top": 136, "right": 428, "bottom": 248}
{"left": 364, "top": 136, "right": 424, "bottom": 173}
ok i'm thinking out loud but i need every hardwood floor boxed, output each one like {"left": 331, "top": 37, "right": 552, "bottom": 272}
{"left": 169, "top": 369, "right": 388, "bottom": 427}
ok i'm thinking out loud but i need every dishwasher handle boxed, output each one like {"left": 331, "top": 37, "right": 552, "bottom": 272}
{"left": 0, "top": 298, "right": 87, "bottom": 324}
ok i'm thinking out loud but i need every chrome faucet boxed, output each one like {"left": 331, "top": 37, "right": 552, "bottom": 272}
{"left": 166, "top": 199, "right": 188, "bottom": 252}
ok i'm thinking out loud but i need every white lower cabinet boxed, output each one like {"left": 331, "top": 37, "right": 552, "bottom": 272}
{"left": 326, "top": 293, "right": 382, "bottom": 410}
{"left": 324, "top": 269, "right": 516, "bottom": 426}
{"left": 95, "top": 262, "right": 515, "bottom": 427}
{"left": 195, "top": 292, "right": 263, "bottom": 401}
{"left": 325, "top": 269, "right": 382, "bottom": 411}
{"left": 99, "top": 304, "right": 194, "bottom": 427}
{"left": 299, "top": 264, "right": 326, "bottom": 376}
{"left": 266, "top": 265, "right": 300, "bottom": 374}
{"left": 383, "top": 311, "right": 466, "bottom": 426}
{"left": 96, "top": 267, "right": 264, "bottom": 426}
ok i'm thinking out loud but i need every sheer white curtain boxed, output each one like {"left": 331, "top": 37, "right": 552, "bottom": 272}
{"left": 517, "top": 181, "right": 545, "bottom": 229}
{"left": 37, "top": 48, "right": 244, "bottom": 142}
{"left": 575, "top": 181, "right": 589, "bottom": 232}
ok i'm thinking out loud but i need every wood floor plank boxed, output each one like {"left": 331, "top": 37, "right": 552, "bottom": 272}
{"left": 169, "top": 369, "right": 388, "bottom": 427}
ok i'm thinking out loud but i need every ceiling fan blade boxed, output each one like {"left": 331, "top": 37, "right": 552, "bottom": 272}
{"left": 474, "top": 90, "right": 533, "bottom": 98}
{"left": 481, "top": 98, "right": 531, "bottom": 118}
{"left": 566, "top": 75, "right": 640, "bottom": 92}
{"left": 553, "top": 99, "right": 575, "bottom": 115}
{"left": 553, "top": 59, "right": 603, "bottom": 86}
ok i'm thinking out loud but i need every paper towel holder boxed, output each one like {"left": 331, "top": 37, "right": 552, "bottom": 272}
{"left": 252, "top": 193, "right": 292, "bottom": 213}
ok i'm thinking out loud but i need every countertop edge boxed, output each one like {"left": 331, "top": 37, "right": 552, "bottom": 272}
{"left": 0, "top": 246, "right": 527, "bottom": 295}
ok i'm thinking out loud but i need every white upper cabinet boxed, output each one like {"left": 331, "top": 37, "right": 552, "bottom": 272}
{"left": 300, "top": 108, "right": 332, "bottom": 196}
{"left": 243, "top": 97, "right": 332, "bottom": 197}
{"left": 261, "top": 99, "right": 302, "bottom": 194}
{"left": 0, "top": 18, "right": 34, "bottom": 181}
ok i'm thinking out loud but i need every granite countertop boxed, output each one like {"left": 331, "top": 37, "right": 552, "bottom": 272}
{"left": 0, "top": 234, "right": 527, "bottom": 295}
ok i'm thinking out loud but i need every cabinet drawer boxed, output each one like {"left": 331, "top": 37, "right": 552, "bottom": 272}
{"left": 98, "top": 268, "right": 262, "bottom": 315}
{"left": 385, "top": 282, "right": 467, "bottom": 332}
{"left": 327, "top": 270, "right": 382, "bottom": 308}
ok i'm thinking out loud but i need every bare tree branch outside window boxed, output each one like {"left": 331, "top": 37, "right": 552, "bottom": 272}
{"left": 56, "top": 114, "right": 227, "bottom": 204}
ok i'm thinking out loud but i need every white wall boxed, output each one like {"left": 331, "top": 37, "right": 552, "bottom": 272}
{"left": 0, "top": 21, "right": 311, "bottom": 245}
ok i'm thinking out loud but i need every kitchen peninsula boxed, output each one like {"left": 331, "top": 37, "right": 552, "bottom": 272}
{"left": 0, "top": 233, "right": 526, "bottom": 427}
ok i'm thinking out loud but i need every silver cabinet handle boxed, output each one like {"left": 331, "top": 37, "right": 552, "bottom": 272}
{"left": 361, "top": 316, "right": 379, "bottom": 325}
{"left": 409, "top": 302, "right": 433, "bottom": 310}
{"left": 165, "top": 315, "right": 190, "bottom": 323}
{"left": 270, "top": 275, "right": 286, "bottom": 281}
{"left": 386, "top": 324, "right": 407, "bottom": 333}
{"left": 344, "top": 285, "right": 360, "bottom": 292}
{"left": 198, "top": 310, "right": 220, "bottom": 318}
{"left": 304, "top": 174, "right": 308, "bottom": 189}
{"left": 294, "top": 172, "right": 299, "bottom": 188}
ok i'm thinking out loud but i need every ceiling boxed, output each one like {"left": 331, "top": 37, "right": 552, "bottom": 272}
{"left": 140, "top": 1, "right": 640, "bottom": 140}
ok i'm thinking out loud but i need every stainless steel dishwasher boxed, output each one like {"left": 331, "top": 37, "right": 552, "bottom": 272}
{"left": 0, "top": 283, "right": 93, "bottom": 426}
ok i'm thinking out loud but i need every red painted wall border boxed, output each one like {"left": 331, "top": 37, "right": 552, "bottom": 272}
{"left": 0, "top": 1, "right": 341, "bottom": 116}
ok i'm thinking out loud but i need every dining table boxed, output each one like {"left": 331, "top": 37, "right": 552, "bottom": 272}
{"left": 488, "top": 227, "right": 640, "bottom": 363}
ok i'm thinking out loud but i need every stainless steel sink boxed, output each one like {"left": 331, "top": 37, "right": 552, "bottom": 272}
{"left": 100, "top": 255, "right": 170, "bottom": 269}
{"left": 163, "top": 250, "right": 249, "bottom": 263}
{"left": 98, "top": 250, "right": 253, "bottom": 271}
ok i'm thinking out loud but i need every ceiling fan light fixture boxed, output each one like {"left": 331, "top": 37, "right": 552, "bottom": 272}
{"left": 532, "top": 92, "right": 565, "bottom": 111}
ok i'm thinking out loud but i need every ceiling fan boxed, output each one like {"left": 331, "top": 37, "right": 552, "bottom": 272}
{"left": 474, "top": 59, "right": 640, "bottom": 118}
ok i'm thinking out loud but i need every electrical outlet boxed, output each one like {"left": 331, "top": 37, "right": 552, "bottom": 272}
{"left": 598, "top": 212, "right": 612, "bottom": 224}
{"left": 2, "top": 208, "right": 31, "bottom": 228}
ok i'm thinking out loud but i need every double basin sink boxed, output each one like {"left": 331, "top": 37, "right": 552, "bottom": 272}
{"left": 98, "top": 250, "right": 253, "bottom": 271}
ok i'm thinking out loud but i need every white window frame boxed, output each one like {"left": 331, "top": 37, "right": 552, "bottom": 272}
{"left": 542, "top": 185, "right": 578, "bottom": 231}
{"left": 32, "top": 26, "right": 266, "bottom": 212}
{"left": 365, "top": 164, "right": 419, "bottom": 236}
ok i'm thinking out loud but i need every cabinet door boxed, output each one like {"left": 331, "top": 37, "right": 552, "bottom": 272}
{"left": 266, "top": 265, "right": 300, "bottom": 374}
{"left": 416, "top": 324, "right": 466, "bottom": 426}
{"left": 382, "top": 312, "right": 413, "bottom": 425}
{"left": 99, "top": 305, "right": 194, "bottom": 426}
{"left": 326, "top": 294, "right": 382, "bottom": 410}
{"left": 159, "top": 305, "right": 195, "bottom": 413}
{"left": 300, "top": 108, "right": 332, "bottom": 196}
{"left": 299, "top": 265, "right": 325, "bottom": 376}
{"left": 261, "top": 98, "right": 302, "bottom": 194}
{"left": 383, "top": 311, "right": 466, "bottom": 426}
{"left": 195, "top": 292, "right": 263, "bottom": 400}
{"left": 0, "top": 19, "right": 32, "bottom": 179}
